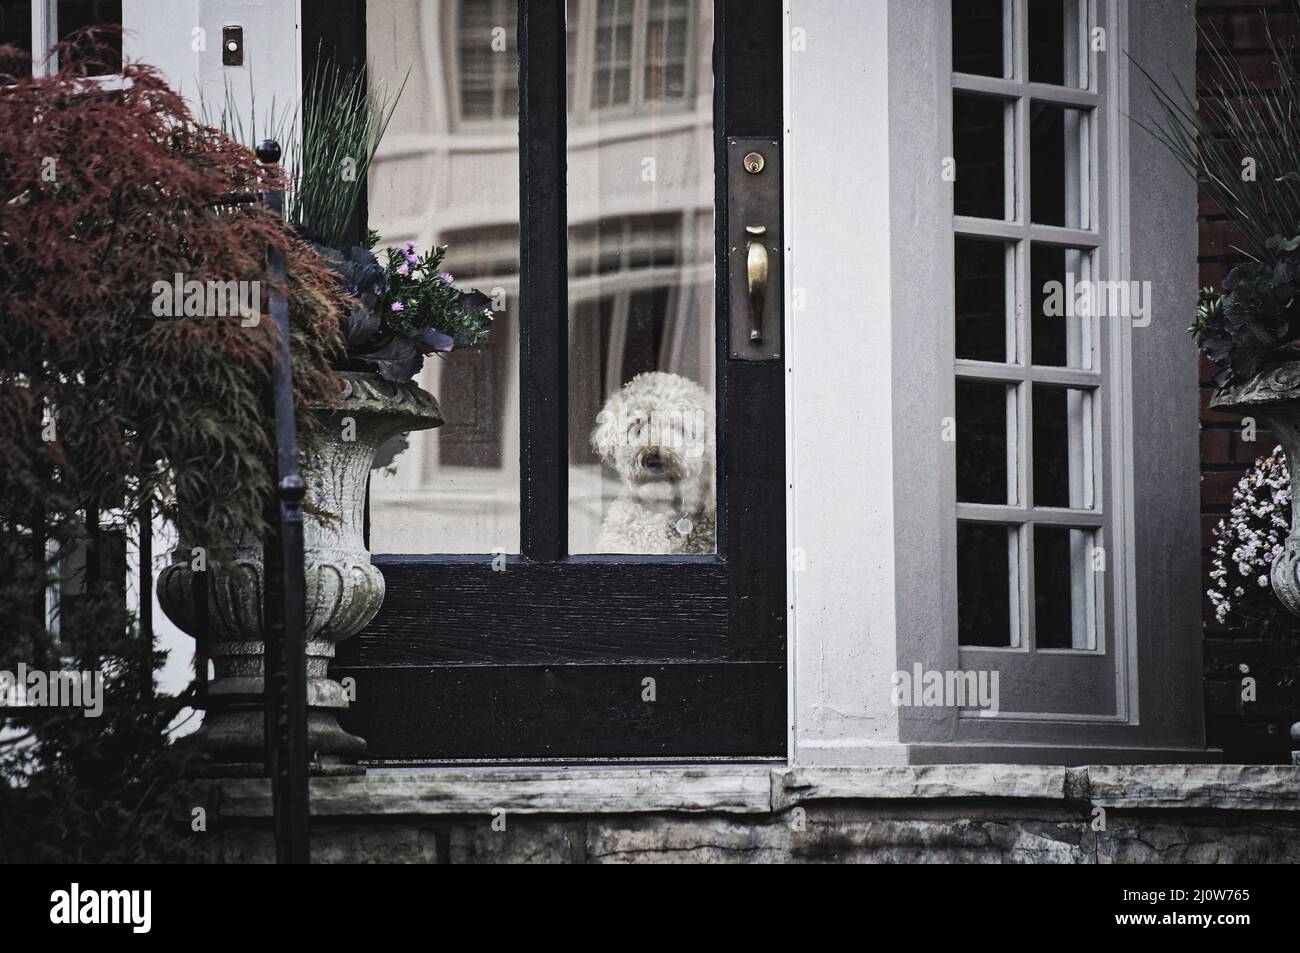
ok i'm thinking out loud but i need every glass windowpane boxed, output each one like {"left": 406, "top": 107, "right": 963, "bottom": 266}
{"left": 958, "top": 522, "right": 1019, "bottom": 647}
{"left": 957, "top": 380, "right": 1015, "bottom": 505}
{"left": 1030, "top": 244, "right": 1093, "bottom": 368}
{"left": 956, "top": 237, "right": 1012, "bottom": 362}
{"left": 569, "top": 0, "right": 715, "bottom": 554}
{"left": 1030, "top": 102, "right": 1088, "bottom": 227}
{"left": 367, "top": 0, "right": 522, "bottom": 554}
{"left": 1031, "top": 384, "right": 1094, "bottom": 510}
{"left": 952, "top": 0, "right": 1005, "bottom": 78}
{"left": 1034, "top": 526, "right": 1097, "bottom": 649}
{"left": 1028, "top": 0, "right": 1085, "bottom": 88}
{"left": 954, "top": 93, "right": 1009, "bottom": 220}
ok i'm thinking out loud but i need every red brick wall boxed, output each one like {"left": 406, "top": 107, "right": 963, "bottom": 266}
{"left": 1197, "top": 1, "right": 1297, "bottom": 763}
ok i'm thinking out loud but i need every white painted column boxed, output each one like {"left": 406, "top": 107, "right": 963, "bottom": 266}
{"left": 786, "top": 0, "right": 905, "bottom": 764}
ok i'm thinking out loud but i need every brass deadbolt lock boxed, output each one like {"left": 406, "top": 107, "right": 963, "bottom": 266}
{"left": 743, "top": 152, "right": 765, "bottom": 174}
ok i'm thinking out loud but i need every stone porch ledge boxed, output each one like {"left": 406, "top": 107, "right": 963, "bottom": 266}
{"left": 202, "top": 764, "right": 1300, "bottom": 862}
{"left": 211, "top": 763, "right": 1300, "bottom": 817}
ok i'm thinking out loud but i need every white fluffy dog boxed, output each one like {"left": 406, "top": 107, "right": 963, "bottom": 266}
{"left": 590, "top": 371, "right": 716, "bottom": 554}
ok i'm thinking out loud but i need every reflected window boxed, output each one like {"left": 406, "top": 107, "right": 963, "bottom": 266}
{"left": 644, "top": 0, "right": 691, "bottom": 102}
{"left": 456, "top": 0, "right": 517, "bottom": 122}
{"left": 434, "top": 225, "right": 517, "bottom": 470}
{"left": 368, "top": 0, "right": 522, "bottom": 555}
{"left": 592, "top": 0, "right": 634, "bottom": 109}
{"left": 368, "top": 0, "right": 710, "bottom": 556}
{"left": 567, "top": 0, "right": 714, "bottom": 554}
{"left": 570, "top": 0, "right": 698, "bottom": 122}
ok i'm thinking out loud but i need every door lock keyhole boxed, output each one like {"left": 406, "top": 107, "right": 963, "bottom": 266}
{"left": 743, "top": 152, "right": 765, "bottom": 174}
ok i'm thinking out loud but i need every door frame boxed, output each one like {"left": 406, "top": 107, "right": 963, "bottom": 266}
{"left": 332, "top": 0, "right": 787, "bottom": 762}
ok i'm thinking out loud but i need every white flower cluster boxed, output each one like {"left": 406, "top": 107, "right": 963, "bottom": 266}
{"left": 1207, "top": 446, "right": 1291, "bottom": 625}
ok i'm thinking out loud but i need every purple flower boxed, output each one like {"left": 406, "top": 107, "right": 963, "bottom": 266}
{"left": 391, "top": 301, "right": 405, "bottom": 312}
{"left": 416, "top": 327, "right": 455, "bottom": 353}
{"left": 406, "top": 240, "right": 416, "bottom": 251}
{"left": 440, "top": 272, "right": 455, "bottom": 284}
{"left": 397, "top": 263, "right": 410, "bottom": 276}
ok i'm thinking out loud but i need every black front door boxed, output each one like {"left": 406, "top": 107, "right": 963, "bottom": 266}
{"left": 334, "top": 0, "right": 786, "bottom": 762}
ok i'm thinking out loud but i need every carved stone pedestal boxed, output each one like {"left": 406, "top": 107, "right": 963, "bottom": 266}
{"left": 158, "top": 372, "right": 442, "bottom": 776}
{"left": 1211, "top": 363, "right": 1300, "bottom": 763}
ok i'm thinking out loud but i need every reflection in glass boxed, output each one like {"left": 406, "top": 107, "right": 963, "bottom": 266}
{"left": 366, "top": 0, "right": 521, "bottom": 554}
{"left": 568, "top": 0, "right": 715, "bottom": 554}
{"left": 592, "top": 0, "right": 634, "bottom": 109}
{"left": 456, "top": 0, "right": 519, "bottom": 121}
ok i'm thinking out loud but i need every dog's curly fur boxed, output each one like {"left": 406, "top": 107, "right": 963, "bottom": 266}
{"left": 590, "top": 371, "right": 716, "bottom": 554}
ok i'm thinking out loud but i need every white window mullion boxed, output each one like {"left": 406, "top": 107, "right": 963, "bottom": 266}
{"left": 32, "top": 0, "right": 56, "bottom": 77}
{"left": 1013, "top": 0, "right": 1028, "bottom": 82}
{"left": 1011, "top": 0, "right": 1034, "bottom": 654}
{"left": 1001, "top": 0, "right": 1014, "bottom": 81}
{"left": 953, "top": 72, "right": 1100, "bottom": 110}
{"left": 1013, "top": 522, "right": 1028, "bottom": 649}
{"left": 955, "top": 216, "right": 1098, "bottom": 249}
{"left": 959, "top": 362, "right": 1100, "bottom": 388}
{"left": 959, "top": 503, "right": 1104, "bottom": 528}
{"left": 1003, "top": 240, "right": 1017, "bottom": 362}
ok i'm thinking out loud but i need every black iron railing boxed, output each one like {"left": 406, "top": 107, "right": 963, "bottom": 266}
{"left": 15, "top": 141, "right": 309, "bottom": 864}
{"left": 253, "top": 139, "right": 310, "bottom": 864}
{"left": 184, "top": 140, "right": 310, "bottom": 862}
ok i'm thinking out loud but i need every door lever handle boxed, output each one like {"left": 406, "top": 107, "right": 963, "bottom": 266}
{"left": 745, "top": 225, "right": 768, "bottom": 343}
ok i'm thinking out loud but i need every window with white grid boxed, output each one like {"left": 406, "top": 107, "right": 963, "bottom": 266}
{"left": 951, "top": 0, "right": 1107, "bottom": 653}
{"left": 0, "top": 1, "right": 122, "bottom": 78}
{"left": 643, "top": 0, "right": 692, "bottom": 102}
{"left": 457, "top": 0, "right": 695, "bottom": 127}
{"left": 591, "top": 0, "right": 635, "bottom": 109}
{"left": 455, "top": 0, "right": 518, "bottom": 122}
{"left": 566, "top": 0, "right": 697, "bottom": 123}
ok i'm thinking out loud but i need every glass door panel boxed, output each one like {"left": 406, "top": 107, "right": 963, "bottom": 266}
{"left": 566, "top": 0, "right": 715, "bottom": 554}
{"left": 366, "top": 0, "right": 522, "bottom": 555}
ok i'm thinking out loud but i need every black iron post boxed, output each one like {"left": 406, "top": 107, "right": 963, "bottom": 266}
{"left": 256, "top": 139, "right": 310, "bottom": 864}
{"left": 138, "top": 496, "right": 153, "bottom": 702}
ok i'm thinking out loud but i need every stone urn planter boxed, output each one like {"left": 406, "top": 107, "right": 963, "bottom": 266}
{"left": 1211, "top": 362, "right": 1300, "bottom": 763}
{"left": 1212, "top": 363, "right": 1300, "bottom": 617}
{"left": 157, "top": 371, "right": 442, "bottom": 775}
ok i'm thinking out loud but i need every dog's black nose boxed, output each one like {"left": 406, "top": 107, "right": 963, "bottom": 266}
{"left": 643, "top": 451, "right": 666, "bottom": 472}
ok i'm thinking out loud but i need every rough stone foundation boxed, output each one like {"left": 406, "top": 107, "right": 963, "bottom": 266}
{"left": 200, "top": 764, "right": 1300, "bottom": 863}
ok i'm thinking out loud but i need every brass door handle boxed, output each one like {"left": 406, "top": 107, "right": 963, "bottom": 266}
{"left": 746, "top": 225, "right": 768, "bottom": 343}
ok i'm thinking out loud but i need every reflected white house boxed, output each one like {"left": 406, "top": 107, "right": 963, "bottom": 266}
{"left": 367, "top": 0, "right": 715, "bottom": 555}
